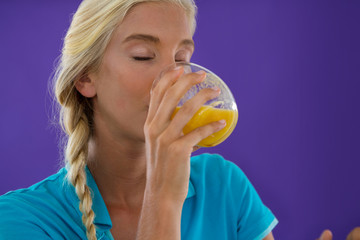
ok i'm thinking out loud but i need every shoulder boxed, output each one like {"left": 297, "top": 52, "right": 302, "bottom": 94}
{"left": 190, "top": 153, "right": 247, "bottom": 187}
{"left": 190, "top": 153, "right": 240, "bottom": 172}
{"left": 0, "top": 167, "right": 68, "bottom": 205}
{"left": 0, "top": 168, "right": 79, "bottom": 239}
{"left": 189, "top": 153, "right": 249, "bottom": 201}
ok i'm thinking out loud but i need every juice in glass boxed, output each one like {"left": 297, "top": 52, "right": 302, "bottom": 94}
{"left": 172, "top": 105, "right": 238, "bottom": 147}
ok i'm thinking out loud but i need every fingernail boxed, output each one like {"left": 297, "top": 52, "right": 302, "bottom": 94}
{"left": 174, "top": 66, "right": 183, "bottom": 71}
{"left": 218, "top": 119, "right": 226, "bottom": 125}
{"left": 195, "top": 70, "right": 206, "bottom": 75}
{"left": 211, "top": 86, "right": 220, "bottom": 92}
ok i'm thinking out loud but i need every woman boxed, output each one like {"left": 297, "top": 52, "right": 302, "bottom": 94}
{"left": 0, "top": 0, "right": 278, "bottom": 239}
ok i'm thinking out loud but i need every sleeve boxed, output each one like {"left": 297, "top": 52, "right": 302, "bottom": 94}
{"left": 0, "top": 196, "right": 52, "bottom": 240}
{"left": 226, "top": 160, "right": 278, "bottom": 240}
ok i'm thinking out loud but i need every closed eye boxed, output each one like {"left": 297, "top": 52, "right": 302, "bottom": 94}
{"left": 133, "top": 57, "right": 188, "bottom": 62}
{"left": 133, "top": 57, "right": 153, "bottom": 61}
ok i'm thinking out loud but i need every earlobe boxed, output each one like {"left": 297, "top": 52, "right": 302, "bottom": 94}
{"left": 75, "top": 75, "right": 96, "bottom": 98}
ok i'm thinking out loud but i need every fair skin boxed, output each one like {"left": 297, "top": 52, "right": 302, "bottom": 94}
{"left": 76, "top": 2, "right": 274, "bottom": 240}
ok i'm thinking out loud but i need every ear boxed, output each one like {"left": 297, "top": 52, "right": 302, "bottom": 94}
{"left": 75, "top": 74, "right": 96, "bottom": 98}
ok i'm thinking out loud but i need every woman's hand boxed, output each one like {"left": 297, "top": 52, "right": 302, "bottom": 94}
{"left": 143, "top": 66, "right": 225, "bottom": 203}
{"left": 136, "top": 66, "right": 225, "bottom": 240}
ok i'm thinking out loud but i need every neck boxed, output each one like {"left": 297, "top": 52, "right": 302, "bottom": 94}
{"left": 87, "top": 133, "right": 147, "bottom": 210}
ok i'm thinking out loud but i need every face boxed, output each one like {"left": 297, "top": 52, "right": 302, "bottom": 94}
{"left": 81, "top": 2, "right": 194, "bottom": 142}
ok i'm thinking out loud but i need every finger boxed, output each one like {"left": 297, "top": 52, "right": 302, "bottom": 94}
{"left": 167, "top": 86, "right": 220, "bottom": 137}
{"left": 146, "top": 66, "right": 183, "bottom": 123}
{"left": 177, "top": 119, "right": 226, "bottom": 148}
{"left": 346, "top": 227, "right": 360, "bottom": 240}
{"left": 318, "top": 229, "right": 333, "bottom": 240}
{"left": 151, "top": 70, "right": 206, "bottom": 129}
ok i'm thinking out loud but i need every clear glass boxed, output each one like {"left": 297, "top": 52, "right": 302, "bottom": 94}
{"left": 157, "top": 62, "right": 238, "bottom": 147}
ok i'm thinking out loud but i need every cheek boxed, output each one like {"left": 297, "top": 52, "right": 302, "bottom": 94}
{"left": 97, "top": 63, "right": 155, "bottom": 112}
{"left": 95, "top": 47, "right": 160, "bottom": 115}
{"left": 120, "top": 69, "right": 154, "bottom": 105}
{"left": 119, "top": 63, "right": 159, "bottom": 105}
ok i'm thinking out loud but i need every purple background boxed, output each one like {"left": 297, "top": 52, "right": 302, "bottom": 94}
{"left": 1, "top": 1, "right": 359, "bottom": 239}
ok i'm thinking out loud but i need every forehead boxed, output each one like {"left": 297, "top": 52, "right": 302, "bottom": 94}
{"left": 113, "top": 2, "right": 192, "bottom": 44}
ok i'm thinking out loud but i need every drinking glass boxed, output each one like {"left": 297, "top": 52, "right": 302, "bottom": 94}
{"left": 157, "top": 62, "right": 238, "bottom": 147}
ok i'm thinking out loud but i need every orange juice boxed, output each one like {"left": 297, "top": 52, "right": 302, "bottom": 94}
{"left": 171, "top": 105, "right": 238, "bottom": 147}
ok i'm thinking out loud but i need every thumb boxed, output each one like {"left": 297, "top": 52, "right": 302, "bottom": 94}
{"left": 318, "top": 229, "right": 333, "bottom": 240}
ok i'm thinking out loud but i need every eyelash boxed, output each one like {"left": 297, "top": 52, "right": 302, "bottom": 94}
{"left": 133, "top": 57, "right": 153, "bottom": 61}
{"left": 133, "top": 57, "right": 185, "bottom": 62}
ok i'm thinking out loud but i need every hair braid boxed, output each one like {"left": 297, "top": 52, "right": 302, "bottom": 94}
{"left": 60, "top": 93, "right": 97, "bottom": 240}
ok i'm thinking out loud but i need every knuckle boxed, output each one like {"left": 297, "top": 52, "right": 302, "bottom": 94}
{"left": 163, "top": 68, "right": 181, "bottom": 83}
{"left": 202, "top": 126, "right": 213, "bottom": 136}
{"left": 180, "top": 73, "right": 201, "bottom": 88}
{"left": 180, "top": 103, "right": 197, "bottom": 116}
{"left": 181, "top": 89, "right": 218, "bottom": 112}
{"left": 198, "top": 123, "right": 218, "bottom": 136}
{"left": 210, "top": 121, "right": 223, "bottom": 130}
{"left": 201, "top": 88, "right": 217, "bottom": 101}
{"left": 163, "top": 88, "right": 176, "bottom": 100}
{"left": 143, "top": 123, "right": 150, "bottom": 133}
{"left": 157, "top": 133, "right": 169, "bottom": 147}
{"left": 191, "top": 126, "right": 204, "bottom": 136}
{"left": 145, "top": 124, "right": 159, "bottom": 140}
{"left": 150, "top": 85, "right": 160, "bottom": 96}
{"left": 188, "top": 74, "right": 201, "bottom": 85}
{"left": 189, "top": 72, "right": 205, "bottom": 81}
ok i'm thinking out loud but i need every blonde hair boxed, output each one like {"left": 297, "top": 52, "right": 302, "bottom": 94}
{"left": 53, "top": 0, "right": 197, "bottom": 239}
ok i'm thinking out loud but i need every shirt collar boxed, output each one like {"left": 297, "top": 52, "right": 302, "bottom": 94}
{"left": 63, "top": 165, "right": 112, "bottom": 237}
{"left": 85, "top": 166, "right": 113, "bottom": 231}
{"left": 186, "top": 177, "right": 196, "bottom": 199}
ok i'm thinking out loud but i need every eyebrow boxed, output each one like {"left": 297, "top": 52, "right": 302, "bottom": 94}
{"left": 122, "top": 34, "right": 195, "bottom": 48}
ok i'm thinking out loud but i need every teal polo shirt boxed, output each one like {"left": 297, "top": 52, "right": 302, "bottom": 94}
{"left": 0, "top": 153, "right": 278, "bottom": 239}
